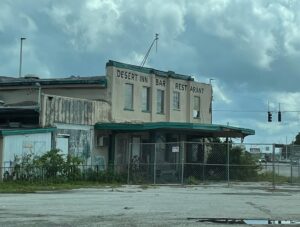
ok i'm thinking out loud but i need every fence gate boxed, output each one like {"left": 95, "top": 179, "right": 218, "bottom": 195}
{"left": 128, "top": 142, "right": 184, "bottom": 184}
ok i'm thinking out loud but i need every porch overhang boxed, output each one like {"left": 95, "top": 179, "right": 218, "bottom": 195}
{"left": 0, "top": 127, "right": 56, "bottom": 136}
{"left": 94, "top": 122, "right": 255, "bottom": 138}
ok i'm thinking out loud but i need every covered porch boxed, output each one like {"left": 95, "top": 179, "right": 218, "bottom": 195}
{"left": 94, "top": 122, "right": 255, "bottom": 183}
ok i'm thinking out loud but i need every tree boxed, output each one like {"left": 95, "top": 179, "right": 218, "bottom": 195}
{"left": 293, "top": 132, "right": 300, "bottom": 145}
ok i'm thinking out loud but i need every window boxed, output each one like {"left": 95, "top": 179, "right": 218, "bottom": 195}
{"left": 157, "top": 89, "right": 164, "bottom": 114}
{"left": 193, "top": 96, "right": 200, "bottom": 118}
{"left": 141, "top": 87, "right": 150, "bottom": 112}
{"left": 124, "top": 83, "right": 133, "bottom": 110}
{"left": 173, "top": 91, "right": 180, "bottom": 110}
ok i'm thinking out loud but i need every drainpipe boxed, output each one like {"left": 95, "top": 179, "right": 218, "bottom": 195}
{"left": 35, "top": 82, "right": 41, "bottom": 126}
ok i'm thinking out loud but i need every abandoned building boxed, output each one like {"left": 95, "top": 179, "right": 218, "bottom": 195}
{"left": 0, "top": 60, "right": 255, "bottom": 178}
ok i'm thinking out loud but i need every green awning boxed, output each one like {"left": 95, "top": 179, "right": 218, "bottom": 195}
{"left": 0, "top": 127, "right": 56, "bottom": 136}
{"left": 94, "top": 122, "right": 254, "bottom": 138}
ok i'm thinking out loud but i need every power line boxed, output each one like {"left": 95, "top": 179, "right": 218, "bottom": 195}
{"left": 213, "top": 109, "right": 300, "bottom": 113}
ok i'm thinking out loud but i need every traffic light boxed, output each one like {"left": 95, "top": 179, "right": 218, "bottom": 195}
{"left": 278, "top": 111, "right": 281, "bottom": 122}
{"left": 268, "top": 111, "right": 272, "bottom": 122}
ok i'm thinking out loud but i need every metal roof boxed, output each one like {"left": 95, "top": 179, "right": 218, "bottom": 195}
{"left": 94, "top": 122, "right": 255, "bottom": 138}
{"left": 0, "top": 76, "right": 107, "bottom": 87}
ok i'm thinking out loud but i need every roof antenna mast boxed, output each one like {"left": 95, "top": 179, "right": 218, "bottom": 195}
{"left": 140, "top": 33, "right": 159, "bottom": 67}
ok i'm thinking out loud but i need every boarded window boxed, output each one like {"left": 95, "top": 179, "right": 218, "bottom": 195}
{"left": 193, "top": 96, "right": 200, "bottom": 118}
{"left": 173, "top": 91, "right": 180, "bottom": 110}
{"left": 141, "top": 87, "right": 150, "bottom": 112}
{"left": 124, "top": 83, "right": 133, "bottom": 110}
{"left": 157, "top": 89, "right": 164, "bottom": 114}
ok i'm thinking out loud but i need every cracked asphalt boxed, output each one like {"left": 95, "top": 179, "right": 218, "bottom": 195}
{"left": 0, "top": 183, "right": 300, "bottom": 226}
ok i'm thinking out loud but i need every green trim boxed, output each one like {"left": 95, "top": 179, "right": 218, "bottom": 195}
{"left": 94, "top": 122, "right": 255, "bottom": 137}
{"left": 141, "top": 110, "right": 151, "bottom": 113}
{"left": 0, "top": 127, "right": 56, "bottom": 136}
{"left": 106, "top": 60, "right": 194, "bottom": 81}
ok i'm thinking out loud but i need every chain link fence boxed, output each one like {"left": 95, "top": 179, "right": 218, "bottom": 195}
{"left": 1, "top": 142, "right": 300, "bottom": 188}
{"left": 126, "top": 142, "right": 300, "bottom": 187}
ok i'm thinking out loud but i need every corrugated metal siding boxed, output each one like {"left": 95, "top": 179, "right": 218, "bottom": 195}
{"left": 42, "top": 95, "right": 110, "bottom": 126}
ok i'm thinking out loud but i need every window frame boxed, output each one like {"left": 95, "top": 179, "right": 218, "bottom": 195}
{"left": 193, "top": 96, "right": 200, "bottom": 119}
{"left": 156, "top": 89, "right": 165, "bottom": 114}
{"left": 173, "top": 91, "right": 180, "bottom": 110}
{"left": 141, "top": 86, "right": 151, "bottom": 112}
{"left": 124, "top": 83, "right": 134, "bottom": 111}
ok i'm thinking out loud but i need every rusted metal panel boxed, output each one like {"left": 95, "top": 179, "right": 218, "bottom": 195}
{"left": 42, "top": 94, "right": 110, "bottom": 126}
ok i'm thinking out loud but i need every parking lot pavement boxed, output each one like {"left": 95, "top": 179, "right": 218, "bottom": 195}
{"left": 0, "top": 183, "right": 300, "bottom": 226}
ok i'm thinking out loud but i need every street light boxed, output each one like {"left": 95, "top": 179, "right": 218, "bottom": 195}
{"left": 19, "top": 37, "right": 26, "bottom": 78}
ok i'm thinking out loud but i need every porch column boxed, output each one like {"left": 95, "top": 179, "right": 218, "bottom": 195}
{"left": 108, "top": 132, "right": 116, "bottom": 169}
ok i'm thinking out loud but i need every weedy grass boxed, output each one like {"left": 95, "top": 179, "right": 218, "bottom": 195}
{"left": 0, "top": 181, "right": 123, "bottom": 193}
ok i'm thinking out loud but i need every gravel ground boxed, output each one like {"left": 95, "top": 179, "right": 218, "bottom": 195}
{"left": 0, "top": 183, "right": 300, "bottom": 226}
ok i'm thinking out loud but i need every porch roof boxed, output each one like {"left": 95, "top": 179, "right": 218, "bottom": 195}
{"left": 0, "top": 127, "right": 56, "bottom": 136}
{"left": 94, "top": 122, "right": 255, "bottom": 138}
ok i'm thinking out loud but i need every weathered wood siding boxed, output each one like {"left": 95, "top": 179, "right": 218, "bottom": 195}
{"left": 42, "top": 94, "right": 110, "bottom": 126}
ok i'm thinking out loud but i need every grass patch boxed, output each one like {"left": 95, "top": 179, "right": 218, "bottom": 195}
{"left": 257, "top": 172, "right": 290, "bottom": 184}
{"left": 0, "top": 181, "right": 123, "bottom": 193}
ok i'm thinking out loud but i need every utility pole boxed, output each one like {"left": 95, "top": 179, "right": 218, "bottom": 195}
{"left": 19, "top": 37, "right": 26, "bottom": 78}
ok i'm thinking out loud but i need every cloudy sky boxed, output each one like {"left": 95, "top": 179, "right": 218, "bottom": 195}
{"left": 1, "top": 0, "right": 300, "bottom": 144}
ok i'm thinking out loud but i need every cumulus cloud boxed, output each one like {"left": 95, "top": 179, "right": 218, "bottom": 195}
{"left": 1, "top": 0, "right": 300, "bottom": 142}
{"left": 212, "top": 82, "right": 232, "bottom": 104}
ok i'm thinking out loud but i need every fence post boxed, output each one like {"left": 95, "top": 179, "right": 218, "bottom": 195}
{"left": 202, "top": 140, "right": 205, "bottom": 182}
{"left": 272, "top": 144, "right": 275, "bottom": 189}
{"left": 227, "top": 138, "right": 230, "bottom": 187}
{"left": 127, "top": 142, "right": 131, "bottom": 185}
{"left": 181, "top": 141, "right": 185, "bottom": 185}
{"left": 290, "top": 159, "right": 293, "bottom": 185}
{"left": 154, "top": 143, "right": 157, "bottom": 185}
{"left": 298, "top": 160, "right": 300, "bottom": 184}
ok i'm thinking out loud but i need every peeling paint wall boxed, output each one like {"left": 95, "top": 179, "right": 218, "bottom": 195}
{"left": 42, "top": 94, "right": 110, "bottom": 127}
{"left": 94, "top": 130, "right": 110, "bottom": 169}
{"left": 55, "top": 124, "right": 93, "bottom": 164}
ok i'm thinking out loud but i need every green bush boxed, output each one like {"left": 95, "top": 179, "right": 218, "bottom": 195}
{"left": 206, "top": 144, "right": 260, "bottom": 181}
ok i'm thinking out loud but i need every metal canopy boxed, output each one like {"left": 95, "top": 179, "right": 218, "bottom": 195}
{"left": 94, "top": 122, "right": 255, "bottom": 138}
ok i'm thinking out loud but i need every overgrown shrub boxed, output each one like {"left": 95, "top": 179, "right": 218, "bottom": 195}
{"left": 206, "top": 144, "right": 260, "bottom": 181}
{"left": 3, "top": 150, "right": 127, "bottom": 184}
